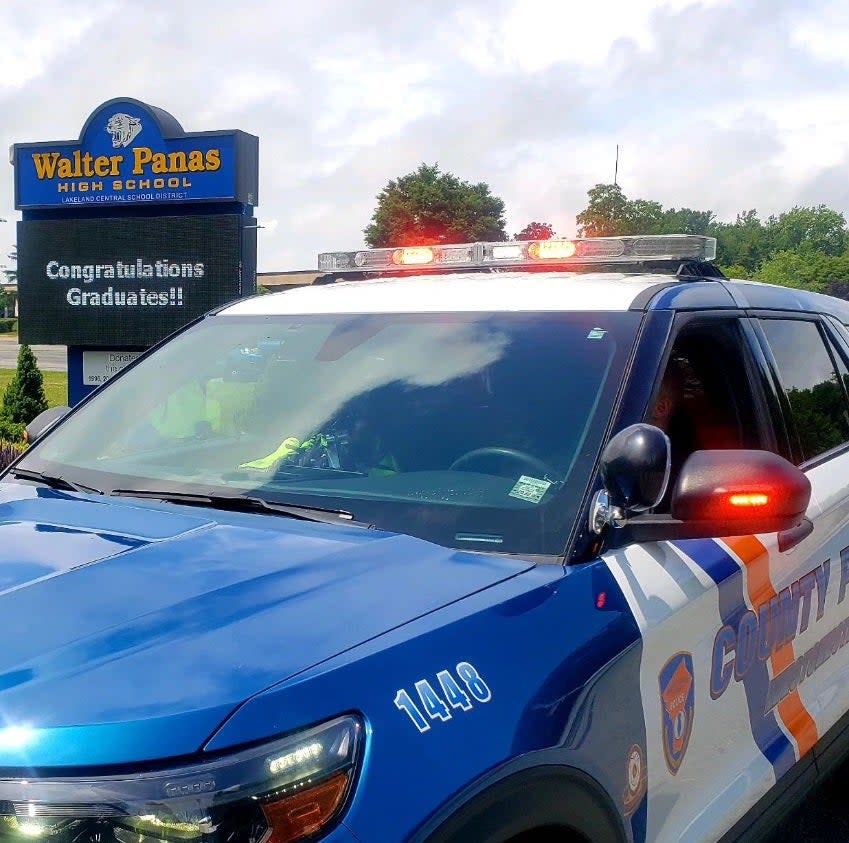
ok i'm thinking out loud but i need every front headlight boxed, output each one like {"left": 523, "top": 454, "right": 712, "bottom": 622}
{"left": 0, "top": 715, "right": 362, "bottom": 843}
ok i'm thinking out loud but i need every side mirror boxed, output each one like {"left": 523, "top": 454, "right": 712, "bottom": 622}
{"left": 24, "top": 405, "right": 70, "bottom": 445}
{"left": 599, "top": 423, "right": 671, "bottom": 513}
{"left": 670, "top": 449, "right": 811, "bottom": 534}
{"left": 608, "top": 449, "right": 811, "bottom": 544}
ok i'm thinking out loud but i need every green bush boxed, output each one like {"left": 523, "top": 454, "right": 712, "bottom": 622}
{"left": 0, "top": 416, "right": 23, "bottom": 442}
{"left": 1, "top": 344, "right": 48, "bottom": 425}
{"left": 0, "top": 319, "right": 17, "bottom": 333}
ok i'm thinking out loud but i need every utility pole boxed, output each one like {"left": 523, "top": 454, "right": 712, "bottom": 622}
{"left": 614, "top": 144, "right": 619, "bottom": 187}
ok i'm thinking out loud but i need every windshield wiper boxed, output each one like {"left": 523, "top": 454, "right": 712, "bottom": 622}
{"left": 108, "top": 489, "right": 373, "bottom": 528}
{"left": 9, "top": 468, "right": 103, "bottom": 495}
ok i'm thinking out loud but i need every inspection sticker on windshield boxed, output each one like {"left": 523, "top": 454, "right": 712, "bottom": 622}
{"left": 509, "top": 475, "right": 552, "bottom": 503}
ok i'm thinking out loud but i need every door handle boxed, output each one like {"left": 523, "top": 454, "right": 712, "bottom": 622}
{"left": 778, "top": 517, "right": 813, "bottom": 553}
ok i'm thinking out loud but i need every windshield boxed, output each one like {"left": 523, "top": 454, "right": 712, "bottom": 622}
{"left": 17, "top": 310, "right": 639, "bottom": 554}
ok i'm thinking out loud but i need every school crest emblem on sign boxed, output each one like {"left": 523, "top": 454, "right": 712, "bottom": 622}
{"left": 659, "top": 651, "right": 694, "bottom": 775}
{"left": 105, "top": 113, "right": 143, "bottom": 148}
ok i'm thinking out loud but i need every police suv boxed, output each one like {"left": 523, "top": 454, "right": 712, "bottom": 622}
{"left": 2, "top": 234, "right": 848, "bottom": 843}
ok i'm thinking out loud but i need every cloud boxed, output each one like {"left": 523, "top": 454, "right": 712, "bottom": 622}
{"left": 798, "top": 153, "right": 849, "bottom": 213}
{"left": 0, "top": 0, "right": 848, "bottom": 273}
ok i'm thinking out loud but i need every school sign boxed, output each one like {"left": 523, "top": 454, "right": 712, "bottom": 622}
{"left": 12, "top": 98, "right": 259, "bottom": 404}
{"left": 13, "top": 99, "right": 257, "bottom": 208}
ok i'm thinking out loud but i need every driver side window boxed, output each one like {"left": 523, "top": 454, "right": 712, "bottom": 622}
{"left": 646, "top": 319, "right": 765, "bottom": 510}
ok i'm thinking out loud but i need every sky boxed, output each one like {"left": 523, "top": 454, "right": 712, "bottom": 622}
{"left": 1, "top": 0, "right": 848, "bottom": 272}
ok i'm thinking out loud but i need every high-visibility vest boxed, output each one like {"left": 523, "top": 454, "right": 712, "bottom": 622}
{"left": 149, "top": 382, "right": 208, "bottom": 439}
{"left": 150, "top": 379, "right": 256, "bottom": 439}
{"left": 241, "top": 434, "right": 400, "bottom": 475}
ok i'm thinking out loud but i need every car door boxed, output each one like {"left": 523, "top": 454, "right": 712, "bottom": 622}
{"left": 750, "top": 314, "right": 849, "bottom": 769}
{"left": 601, "top": 312, "right": 825, "bottom": 843}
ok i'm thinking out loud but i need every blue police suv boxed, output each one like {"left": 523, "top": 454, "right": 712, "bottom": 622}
{"left": 3, "top": 234, "right": 849, "bottom": 843}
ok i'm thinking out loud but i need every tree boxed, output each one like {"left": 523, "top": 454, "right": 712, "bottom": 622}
{"left": 576, "top": 185, "right": 714, "bottom": 239}
{"left": 515, "top": 222, "right": 555, "bottom": 241}
{"left": 706, "top": 206, "right": 849, "bottom": 274}
{"left": 823, "top": 278, "right": 849, "bottom": 300}
{"left": 709, "top": 210, "right": 769, "bottom": 272}
{"left": 575, "top": 184, "right": 630, "bottom": 237}
{"left": 0, "top": 288, "right": 15, "bottom": 317}
{"left": 719, "top": 263, "right": 753, "bottom": 279}
{"left": 625, "top": 198, "right": 665, "bottom": 235}
{"left": 2, "top": 247, "right": 15, "bottom": 284}
{"left": 659, "top": 208, "right": 715, "bottom": 235}
{"left": 766, "top": 206, "right": 847, "bottom": 257}
{"left": 756, "top": 249, "right": 849, "bottom": 293}
{"left": 754, "top": 249, "right": 820, "bottom": 290}
{"left": 1, "top": 246, "right": 17, "bottom": 318}
{"left": 576, "top": 185, "right": 849, "bottom": 281}
{"left": 1, "top": 344, "right": 48, "bottom": 425}
{"left": 364, "top": 163, "right": 507, "bottom": 247}
{"left": 786, "top": 378, "right": 849, "bottom": 457}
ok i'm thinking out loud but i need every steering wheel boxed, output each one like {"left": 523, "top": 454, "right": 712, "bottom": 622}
{"left": 449, "top": 447, "right": 556, "bottom": 479}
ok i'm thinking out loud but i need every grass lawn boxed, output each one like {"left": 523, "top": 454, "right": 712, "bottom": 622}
{"left": 0, "top": 369, "right": 67, "bottom": 408}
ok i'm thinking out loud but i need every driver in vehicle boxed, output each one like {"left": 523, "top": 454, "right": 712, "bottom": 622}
{"left": 649, "top": 359, "right": 685, "bottom": 434}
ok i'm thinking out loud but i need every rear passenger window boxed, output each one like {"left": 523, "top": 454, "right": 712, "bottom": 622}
{"left": 759, "top": 318, "right": 849, "bottom": 463}
{"left": 828, "top": 335, "right": 849, "bottom": 395}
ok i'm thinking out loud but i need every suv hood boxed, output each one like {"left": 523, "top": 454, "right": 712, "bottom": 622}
{"left": 0, "top": 483, "right": 532, "bottom": 767}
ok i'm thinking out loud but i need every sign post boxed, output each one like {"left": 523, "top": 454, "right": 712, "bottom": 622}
{"left": 11, "top": 98, "right": 259, "bottom": 405}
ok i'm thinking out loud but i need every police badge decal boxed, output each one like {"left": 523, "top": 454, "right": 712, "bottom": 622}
{"left": 659, "top": 651, "right": 695, "bottom": 775}
{"left": 623, "top": 743, "right": 647, "bottom": 818}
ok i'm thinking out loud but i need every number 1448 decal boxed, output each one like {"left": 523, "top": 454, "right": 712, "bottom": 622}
{"left": 394, "top": 662, "right": 492, "bottom": 733}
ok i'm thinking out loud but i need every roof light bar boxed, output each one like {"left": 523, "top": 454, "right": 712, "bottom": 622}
{"left": 394, "top": 246, "right": 435, "bottom": 265}
{"left": 528, "top": 239, "right": 577, "bottom": 260}
{"left": 318, "top": 235, "right": 717, "bottom": 272}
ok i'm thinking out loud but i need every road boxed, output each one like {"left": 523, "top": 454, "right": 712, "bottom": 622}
{"left": 762, "top": 758, "right": 849, "bottom": 841}
{"left": 0, "top": 340, "right": 66, "bottom": 371}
